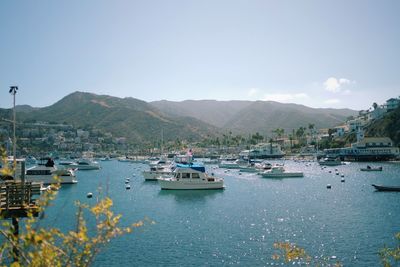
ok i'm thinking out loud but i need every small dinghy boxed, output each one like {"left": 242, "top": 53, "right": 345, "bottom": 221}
{"left": 360, "top": 166, "right": 382, "bottom": 171}
{"left": 372, "top": 184, "right": 400, "bottom": 192}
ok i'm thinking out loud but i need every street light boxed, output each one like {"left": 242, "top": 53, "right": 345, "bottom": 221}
{"left": 9, "top": 86, "right": 18, "bottom": 179}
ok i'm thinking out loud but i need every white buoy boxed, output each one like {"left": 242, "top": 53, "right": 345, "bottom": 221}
{"left": 126, "top": 178, "right": 130, "bottom": 181}
{"left": 341, "top": 178, "right": 345, "bottom": 182}
{"left": 336, "top": 172, "right": 339, "bottom": 175}
{"left": 327, "top": 184, "right": 332, "bottom": 189}
{"left": 341, "top": 174, "right": 344, "bottom": 177}
{"left": 126, "top": 184, "right": 131, "bottom": 190}
{"left": 87, "top": 192, "right": 93, "bottom": 198}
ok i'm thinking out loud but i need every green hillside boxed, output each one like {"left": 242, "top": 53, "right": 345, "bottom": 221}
{"left": 12, "top": 92, "right": 219, "bottom": 143}
{"left": 365, "top": 106, "right": 400, "bottom": 145}
{"left": 152, "top": 99, "right": 357, "bottom": 134}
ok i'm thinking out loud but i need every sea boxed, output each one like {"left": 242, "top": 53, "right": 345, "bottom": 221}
{"left": 42, "top": 159, "right": 400, "bottom": 266}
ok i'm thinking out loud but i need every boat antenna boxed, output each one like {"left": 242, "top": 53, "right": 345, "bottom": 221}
{"left": 9, "top": 86, "right": 18, "bottom": 179}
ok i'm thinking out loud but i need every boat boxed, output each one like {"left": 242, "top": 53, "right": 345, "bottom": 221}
{"left": 58, "top": 160, "right": 78, "bottom": 169}
{"left": 218, "top": 160, "right": 242, "bottom": 169}
{"left": 100, "top": 156, "right": 112, "bottom": 161}
{"left": 143, "top": 165, "right": 174, "bottom": 181}
{"left": 360, "top": 166, "right": 383, "bottom": 171}
{"left": 75, "top": 159, "right": 100, "bottom": 170}
{"left": 117, "top": 156, "right": 132, "bottom": 162}
{"left": 26, "top": 158, "right": 77, "bottom": 184}
{"left": 318, "top": 157, "right": 342, "bottom": 166}
{"left": 372, "top": 184, "right": 400, "bottom": 192}
{"left": 239, "top": 165, "right": 258, "bottom": 173}
{"left": 260, "top": 165, "right": 303, "bottom": 178}
{"left": 158, "top": 164, "right": 224, "bottom": 190}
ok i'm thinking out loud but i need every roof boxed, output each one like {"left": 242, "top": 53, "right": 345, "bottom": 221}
{"left": 386, "top": 98, "right": 400, "bottom": 103}
{"left": 361, "top": 137, "right": 393, "bottom": 143}
{"left": 176, "top": 163, "right": 205, "bottom": 172}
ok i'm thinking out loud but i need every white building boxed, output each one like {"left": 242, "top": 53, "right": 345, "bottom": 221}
{"left": 347, "top": 118, "right": 366, "bottom": 132}
{"left": 334, "top": 126, "right": 347, "bottom": 137}
{"left": 386, "top": 98, "right": 400, "bottom": 111}
{"left": 368, "top": 106, "right": 387, "bottom": 120}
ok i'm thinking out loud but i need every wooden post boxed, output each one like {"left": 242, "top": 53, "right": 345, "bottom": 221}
{"left": 12, "top": 217, "right": 19, "bottom": 262}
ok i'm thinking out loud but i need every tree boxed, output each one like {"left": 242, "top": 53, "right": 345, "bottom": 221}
{"left": 0, "top": 149, "right": 148, "bottom": 266}
{"left": 373, "top": 102, "right": 378, "bottom": 110}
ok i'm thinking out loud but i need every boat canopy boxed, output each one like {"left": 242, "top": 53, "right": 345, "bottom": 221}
{"left": 176, "top": 163, "right": 205, "bottom": 172}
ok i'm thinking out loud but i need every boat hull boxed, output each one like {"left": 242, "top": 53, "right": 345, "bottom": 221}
{"left": 372, "top": 184, "right": 400, "bottom": 192}
{"left": 261, "top": 172, "right": 304, "bottom": 178}
{"left": 143, "top": 171, "right": 173, "bottom": 181}
{"left": 158, "top": 179, "right": 224, "bottom": 190}
{"left": 360, "top": 168, "right": 382, "bottom": 171}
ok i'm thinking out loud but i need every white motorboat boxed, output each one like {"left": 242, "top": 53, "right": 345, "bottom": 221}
{"left": 360, "top": 165, "right": 383, "bottom": 171}
{"left": 143, "top": 165, "right": 173, "bottom": 181}
{"left": 218, "top": 160, "right": 242, "bottom": 169}
{"left": 58, "top": 160, "right": 78, "bottom": 169}
{"left": 75, "top": 159, "right": 100, "bottom": 170}
{"left": 318, "top": 157, "right": 342, "bottom": 166}
{"left": 260, "top": 165, "right": 303, "bottom": 178}
{"left": 158, "top": 164, "right": 224, "bottom": 190}
{"left": 26, "top": 158, "right": 77, "bottom": 184}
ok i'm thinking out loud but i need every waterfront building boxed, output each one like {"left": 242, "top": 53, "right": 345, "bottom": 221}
{"left": 239, "top": 142, "right": 285, "bottom": 159}
{"left": 324, "top": 136, "right": 399, "bottom": 161}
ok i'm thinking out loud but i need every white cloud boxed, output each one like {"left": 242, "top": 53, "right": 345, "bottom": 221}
{"left": 339, "top": 78, "right": 351, "bottom": 85}
{"left": 247, "top": 88, "right": 260, "bottom": 97}
{"left": 324, "top": 77, "right": 355, "bottom": 93}
{"left": 324, "top": 98, "right": 340, "bottom": 104}
{"left": 263, "top": 93, "right": 309, "bottom": 102}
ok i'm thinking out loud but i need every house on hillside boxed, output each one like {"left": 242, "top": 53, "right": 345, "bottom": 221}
{"left": 334, "top": 125, "right": 348, "bottom": 137}
{"left": 368, "top": 105, "right": 387, "bottom": 120}
{"left": 347, "top": 118, "right": 366, "bottom": 132}
{"left": 386, "top": 97, "right": 400, "bottom": 111}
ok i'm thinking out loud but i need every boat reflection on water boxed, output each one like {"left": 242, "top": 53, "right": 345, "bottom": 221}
{"left": 158, "top": 189, "right": 223, "bottom": 202}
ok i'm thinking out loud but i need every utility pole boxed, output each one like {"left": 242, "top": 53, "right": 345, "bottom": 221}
{"left": 9, "top": 86, "right": 18, "bottom": 179}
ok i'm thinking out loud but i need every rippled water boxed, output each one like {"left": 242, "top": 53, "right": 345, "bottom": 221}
{"left": 44, "top": 160, "right": 400, "bottom": 266}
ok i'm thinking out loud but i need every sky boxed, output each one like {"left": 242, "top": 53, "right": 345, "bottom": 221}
{"left": 0, "top": 0, "right": 399, "bottom": 110}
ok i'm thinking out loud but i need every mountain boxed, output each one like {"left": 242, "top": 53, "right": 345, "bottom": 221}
{"left": 151, "top": 100, "right": 357, "bottom": 134}
{"left": 151, "top": 100, "right": 253, "bottom": 127}
{"left": 15, "top": 105, "right": 39, "bottom": 113}
{"left": 16, "top": 92, "right": 219, "bottom": 143}
{"left": 365, "top": 106, "right": 400, "bottom": 145}
{"left": 1, "top": 92, "right": 358, "bottom": 144}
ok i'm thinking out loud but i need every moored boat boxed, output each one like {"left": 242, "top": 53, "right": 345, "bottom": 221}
{"left": 75, "top": 159, "right": 100, "bottom": 170}
{"left": 143, "top": 165, "right": 174, "bottom": 181}
{"left": 26, "top": 158, "right": 77, "bottom": 184}
{"left": 360, "top": 166, "right": 383, "bottom": 171}
{"left": 158, "top": 164, "right": 224, "bottom": 190}
{"left": 372, "top": 184, "right": 400, "bottom": 192}
{"left": 318, "top": 157, "right": 342, "bottom": 166}
{"left": 260, "top": 165, "right": 303, "bottom": 178}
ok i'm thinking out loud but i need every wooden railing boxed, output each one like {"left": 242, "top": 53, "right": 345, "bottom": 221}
{"left": 0, "top": 181, "right": 41, "bottom": 218}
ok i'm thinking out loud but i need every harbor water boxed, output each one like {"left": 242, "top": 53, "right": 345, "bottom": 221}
{"left": 44, "top": 160, "right": 400, "bottom": 266}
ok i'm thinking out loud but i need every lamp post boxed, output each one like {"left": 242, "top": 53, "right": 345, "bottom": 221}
{"left": 9, "top": 86, "right": 18, "bottom": 179}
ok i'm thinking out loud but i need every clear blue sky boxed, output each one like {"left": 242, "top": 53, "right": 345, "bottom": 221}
{"left": 0, "top": 0, "right": 399, "bottom": 110}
